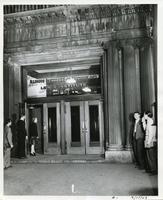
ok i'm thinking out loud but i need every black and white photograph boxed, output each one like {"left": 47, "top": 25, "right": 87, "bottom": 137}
{"left": 1, "top": 1, "right": 163, "bottom": 199}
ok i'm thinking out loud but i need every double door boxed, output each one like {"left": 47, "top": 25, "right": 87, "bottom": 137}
{"left": 43, "top": 100, "right": 104, "bottom": 155}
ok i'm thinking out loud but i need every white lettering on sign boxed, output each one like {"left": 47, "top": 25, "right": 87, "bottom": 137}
{"left": 27, "top": 76, "right": 47, "bottom": 98}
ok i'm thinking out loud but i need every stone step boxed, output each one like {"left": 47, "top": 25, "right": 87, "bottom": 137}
{"left": 11, "top": 154, "right": 107, "bottom": 164}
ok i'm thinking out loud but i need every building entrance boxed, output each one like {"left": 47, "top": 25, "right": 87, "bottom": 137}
{"left": 65, "top": 100, "right": 104, "bottom": 154}
{"left": 41, "top": 100, "right": 104, "bottom": 155}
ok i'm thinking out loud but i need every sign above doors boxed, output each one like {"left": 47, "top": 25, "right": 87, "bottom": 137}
{"left": 27, "top": 76, "right": 47, "bottom": 98}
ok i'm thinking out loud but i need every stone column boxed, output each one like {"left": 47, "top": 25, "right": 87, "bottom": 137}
{"left": 118, "top": 47, "right": 126, "bottom": 147}
{"left": 104, "top": 41, "right": 132, "bottom": 162}
{"left": 106, "top": 42, "right": 123, "bottom": 151}
{"left": 139, "top": 39, "right": 155, "bottom": 113}
{"left": 102, "top": 50, "right": 109, "bottom": 149}
{"left": 4, "top": 55, "right": 22, "bottom": 119}
{"left": 13, "top": 64, "right": 22, "bottom": 115}
{"left": 8, "top": 61, "right": 14, "bottom": 118}
{"left": 3, "top": 57, "right": 10, "bottom": 121}
{"left": 60, "top": 100, "right": 66, "bottom": 154}
{"left": 125, "top": 45, "right": 142, "bottom": 150}
{"left": 135, "top": 47, "right": 141, "bottom": 112}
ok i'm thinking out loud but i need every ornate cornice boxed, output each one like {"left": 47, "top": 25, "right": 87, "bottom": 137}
{"left": 4, "top": 5, "right": 154, "bottom": 46}
{"left": 4, "top": 5, "right": 153, "bottom": 26}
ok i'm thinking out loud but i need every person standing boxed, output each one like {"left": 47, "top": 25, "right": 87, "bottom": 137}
{"left": 4, "top": 119, "right": 14, "bottom": 169}
{"left": 133, "top": 112, "right": 145, "bottom": 169}
{"left": 142, "top": 112, "right": 157, "bottom": 174}
{"left": 17, "top": 114, "right": 28, "bottom": 159}
{"left": 29, "top": 117, "right": 38, "bottom": 156}
{"left": 11, "top": 113, "right": 18, "bottom": 157}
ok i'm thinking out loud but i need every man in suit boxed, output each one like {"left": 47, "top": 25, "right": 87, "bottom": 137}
{"left": 133, "top": 112, "right": 145, "bottom": 169}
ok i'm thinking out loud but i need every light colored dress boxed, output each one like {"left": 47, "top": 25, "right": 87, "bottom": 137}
{"left": 4, "top": 125, "right": 13, "bottom": 148}
{"left": 4, "top": 124, "right": 13, "bottom": 168}
{"left": 144, "top": 118, "right": 156, "bottom": 148}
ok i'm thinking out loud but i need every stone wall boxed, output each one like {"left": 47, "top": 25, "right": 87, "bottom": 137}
{"left": 3, "top": 5, "right": 157, "bottom": 160}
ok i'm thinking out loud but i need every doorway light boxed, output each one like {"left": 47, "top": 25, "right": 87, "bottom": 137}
{"left": 29, "top": 106, "right": 34, "bottom": 109}
{"left": 65, "top": 77, "right": 76, "bottom": 84}
{"left": 82, "top": 87, "right": 91, "bottom": 93}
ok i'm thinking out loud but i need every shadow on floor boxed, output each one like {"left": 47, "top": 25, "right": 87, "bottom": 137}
{"left": 129, "top": 187, "right": 158, "bottom": 196}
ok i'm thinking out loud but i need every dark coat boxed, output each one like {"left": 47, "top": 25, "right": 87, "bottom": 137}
{"left": 135, "top": 121, "right": 144, "bottom": 140}
{"left": 17, "top": 119, "right": 27, "bottom": 158}
{"left": 29, "top": 122, "right": 38, "bottom": 138}
{"left": 17, "top": 120, "right": 27, "bottom": 138}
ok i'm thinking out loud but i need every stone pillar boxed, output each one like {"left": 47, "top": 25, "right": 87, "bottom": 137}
{"left": 107, "top": 42, "right": 123, "bottom": 151}
{"left": 149, "top": 43, "right": 156, "bottom": 104}
{"left": 3, "top": 56, "right": 10, "bottom": 121}
{"left": 4, "top": 54, "right": 22, "bottom": 122}
{"left": 118, "top": 48, "right": 126, "bottom": 147}
{"left": 139, "top": 40, "right": 155, "bottom": 113}
{"left": 102, "top": 50, "right": 109, "bottom": 149}
{"left": 104, "top": 41, "right": 132, "bottom": 162}
{"left": 13, "top": 64, "right": 22, "bottom": 115}
{"left": 60, "top": 100, "right": 66, "bottom": 154}
{"left": 8, "top": 62, "right": 14, "bottom": 118}
{"left": 135, "top": 47, "right": 141, "bottom": 112}
{"left": 125, "top": 45, "right": 142, "bottom": 150}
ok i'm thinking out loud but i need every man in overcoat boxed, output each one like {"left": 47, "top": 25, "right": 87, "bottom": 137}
{"left": 17, "top": 114, "right": 28, "bottom": 159}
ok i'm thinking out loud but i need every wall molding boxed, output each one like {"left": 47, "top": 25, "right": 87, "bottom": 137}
{"left": 4, "top": 5, "right": 153, "bottom": 45}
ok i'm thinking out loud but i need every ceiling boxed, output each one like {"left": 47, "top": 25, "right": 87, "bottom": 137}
{"left": 23, "top": 57, "right": 101, "bottom": 75}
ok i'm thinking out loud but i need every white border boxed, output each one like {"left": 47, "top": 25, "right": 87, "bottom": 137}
{"left": 1, "top": 1, "right": 163, "bottom": 200}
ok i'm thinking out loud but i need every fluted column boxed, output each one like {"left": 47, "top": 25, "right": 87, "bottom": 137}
{"left": 13, "top": 64, "right": 22, "bottom": 115}
{"left": 125, "top": 45, "right": 141, "bottom": 150}
{"left": 5, "top": 56, "right": 22, "bottom": 119}
{"left": 3, "top": 56, "right": 10, "bottom": 121}
{"left": 139, "top": 40, "right": 155, "bottom": 113}
{"left": 8, "top": 61, "right": 14, "bottom": 117}
{"left": 107, "top": 42, "right": 123, "bottom": 151}
{"left": 135, "top": 47, "right": 141, "bottom": 111}
{"left": 60, "top": 100, "right": 66, "bottom": 154}
{"left": 118, "top": 48, "right": 126, "bottom": 148}
{"left": 103, "top": 49, "right": 109, "bottom": 149}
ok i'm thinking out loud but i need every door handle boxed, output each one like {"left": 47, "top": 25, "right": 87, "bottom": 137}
{"left": 82, "top": 121, "right": 88, "bottom": 133}
{"left": 82, "top": 128, "right": 88, "bottom": 133}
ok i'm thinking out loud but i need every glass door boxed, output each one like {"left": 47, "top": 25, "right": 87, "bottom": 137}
{"left": 43, "top": 103, "right": 61, "bottom": 154}
{"left": 85, "top": 100, "right": 104, "bottom": 154}
{"left": 65, "top": 101, "right": 85, "bottom": 154}
{"left": 65, "top": 100, "right": 104, "bottom": 154}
